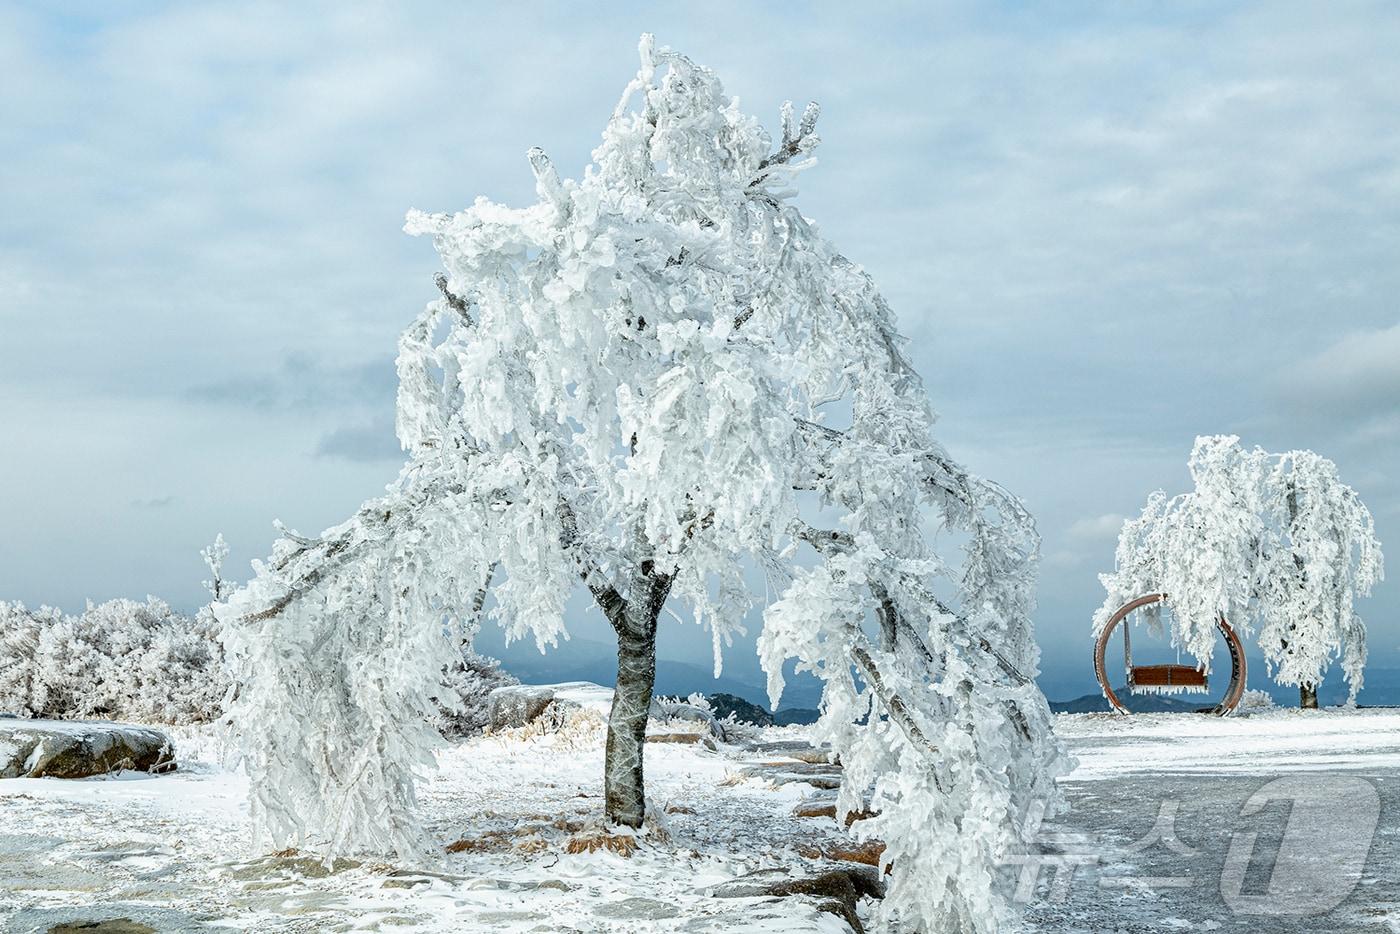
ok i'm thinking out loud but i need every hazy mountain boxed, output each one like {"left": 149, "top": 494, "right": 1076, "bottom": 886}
{"left": 485, "top": 634, "right": 827, "bottom": 710}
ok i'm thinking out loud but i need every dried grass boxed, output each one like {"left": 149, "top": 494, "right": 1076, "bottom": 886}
{"left": 564, "top": 830, "right": 639, "bottom": 857}
{"left": 445, "top": 824, "right": 560, "bottom": 855}
{"left": 488, "top": 705, "right": 608, "bottom": 749}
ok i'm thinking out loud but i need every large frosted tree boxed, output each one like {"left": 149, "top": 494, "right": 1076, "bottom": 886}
{"left": 1096, "top": 435, "right": 1384, "bottom": 707}
{"left": 220, "top": 36, "right": 1069, "bottom": 932}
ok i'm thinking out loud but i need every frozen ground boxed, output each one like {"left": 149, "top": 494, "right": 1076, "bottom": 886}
{"left": 0, "top": 708, "right": 854, "bottom": 933}
{"left": 3, "top": 703, "right": 1399, "bottom": 932}
{"left": 1031, "top": 707, "right": 1400, "bottom": 933}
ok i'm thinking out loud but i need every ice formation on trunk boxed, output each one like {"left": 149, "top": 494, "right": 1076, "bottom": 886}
{"left": 1096, "top": 435, "right": 1384, "bottom": 702}
{"left": 218, "top": 36, "right": 1070, "bottom": 932}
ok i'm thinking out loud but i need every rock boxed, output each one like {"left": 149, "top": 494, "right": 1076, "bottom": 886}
{"left": 738, "top": 763, "right": 843, "bottom": 790}
{"left": 226, "top": 853, "right": 361, "bottom": 881}
{"left": 510, "top": 879, "right": 575, "bottom": 892}
{"left": 649, "top": 698, "right": 730, "bottom": 741}
{"left": 709, "top": 868, "right": 881, "bottom": 934}
{"left": 706, "top": 868, "right": 793, "bottom": 899}
{"left": 792, "top": 800, "right": 878, "bottom": 827}
{"left": 47, "top": 922, "right": 156, "bottom": 934}
{"left": 0, "top": 720, "right": 175, "bottom": 779}
{"left": 485, "top": 686, "right": 567, "bottom": 731}
{"left": 704, "top": 693, "right": 773, "bottom": 726}
{"left": 646, "top": 732, "right": 717, "bottom": 750}
{"left": 796, "top": 839, "right": 887, "bottom": 870}
{"left": 594, "top": 896, "right": 681, "bottom": 920}
{"left": 744, "top": 739, "right": 833, "bottom": 763}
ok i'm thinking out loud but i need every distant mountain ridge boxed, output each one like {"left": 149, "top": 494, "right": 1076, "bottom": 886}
{"left": 486, "top": 634, "right": 824, "bottom": 723}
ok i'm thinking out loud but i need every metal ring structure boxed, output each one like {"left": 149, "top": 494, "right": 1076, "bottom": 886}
{"left": 1092, "top": 593, "right": 1247, "bottom": 716}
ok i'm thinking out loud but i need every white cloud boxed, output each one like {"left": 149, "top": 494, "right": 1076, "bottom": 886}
{"left": 1, "top": 1, "right": 1397, "bottom": 675}
{"left": 1290, "top": 321, "right": 1400, "bottom": 412}
{"left": 1066, "top": 513, "right": 1127, "bottom": 544}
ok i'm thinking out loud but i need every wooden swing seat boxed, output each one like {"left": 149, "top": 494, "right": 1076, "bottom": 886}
{"left": 1130, "top": 664, "right": 1208, "bottom": 693}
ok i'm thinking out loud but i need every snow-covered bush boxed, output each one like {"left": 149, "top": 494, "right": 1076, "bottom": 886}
{"left": 1097, "top": 435, "right": 1384, "bottom": 703}
{"left": 1238, "top": 689, "right": 1276, "bottom": 711}
{"left": 436, "top": 650, "right": 519, "bottom": 737}
{"left": 0, "top": 583, "right": 507, "bottom": 735}
{"left": 0, "top": 597, "right": 224, "bottom": 723}
{"left": 0, "top": 601, "right": 54, "bottom": 715}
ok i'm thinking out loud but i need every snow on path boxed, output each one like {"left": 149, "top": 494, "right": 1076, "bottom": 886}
{"left": 1, "top": 719, "right": 853, "bottom": 933}
{"left": 1030, "top": 707, "right": 1400, "bottom": 933}
{"left": 8, "top": 705, "right": 1399, "bottom": 932}
{"left": 1057, "top": 706, "right": 1400, "bottom": 778}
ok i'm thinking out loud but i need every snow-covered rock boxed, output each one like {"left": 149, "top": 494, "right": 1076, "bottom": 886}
{"left": 0, "top": 719, "right": 175, "bottom": 779}
{"left": 484, "top": 686, "right": 564, "bottom": 731}
{"left": 650, "top": 697, "right": 730, "bottom": 741}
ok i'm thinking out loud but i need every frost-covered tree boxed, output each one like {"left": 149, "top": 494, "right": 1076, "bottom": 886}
{"left": 0, "top": 601, "right": 57, "bottom": 716}
{"left": 1096, "top": 435, "right": 1384, "bottom": 707}
{"left": 219, "top": 36, "right": 1069, "bottom": 932}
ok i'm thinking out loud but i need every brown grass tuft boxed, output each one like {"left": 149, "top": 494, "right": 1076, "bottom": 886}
{"left": 564, "top": 830, "right": 639, "bottom": 857}
{"left": 445, "top": 828, "right": 551, "bottom": 855}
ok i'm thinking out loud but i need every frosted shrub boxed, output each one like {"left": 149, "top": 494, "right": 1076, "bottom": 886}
{"left": 1239, "top": 689, "right": 1276, "bottom": 711}
{"left": 436, "top": 650, "right": 519, "bottom": 737}
{"left": 0, "top": 597, "right": 224, "bottom": 723}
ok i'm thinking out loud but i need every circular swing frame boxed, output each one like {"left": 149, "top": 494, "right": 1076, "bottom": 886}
{"left": 1092, "top": 593, "right": 1247, "bottom": 716}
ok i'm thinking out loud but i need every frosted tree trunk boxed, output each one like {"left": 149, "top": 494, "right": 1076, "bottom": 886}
{"left": 1286, "top": 483, "right": 1321, "bottom": 711}
{"left": 605, "top": 606, "right": 659, "bottom": 827}
{"left": 599, "top": 562, "right": 673, "bottom": 828}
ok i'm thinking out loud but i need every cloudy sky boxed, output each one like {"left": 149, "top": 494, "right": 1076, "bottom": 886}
{"left": 2, "top": 2, "right": 1396, "bottom": 699}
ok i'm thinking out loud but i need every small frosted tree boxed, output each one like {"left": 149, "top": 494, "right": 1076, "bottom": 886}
{"left": 220, "top": 36, "right": 1069, "bottom": 932}
{"left": 201, "top": 533, "right": 231, "bottom": 602}
{"left": 1096, "top": 435, "right": 1384, "bottom": 707}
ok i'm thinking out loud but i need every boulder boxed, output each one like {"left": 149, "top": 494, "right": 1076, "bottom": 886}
{"left": 645, "top": 732, "right": 717, "bottom": 750}
{"left": 744, "top": 739, "right": 833, "bottom": 763}
{"left": 0, "top": 720, "right": 175, "bottom": 779}
{"left": 709, "top": 867, "right": 883, "bottom": 934}
{"left": 485, "top": 685, "right": 567, "bottom": 731}
{"left": 649, "top": 698, "right": 730, "bottom": 741}
{"left": 739, "top": 762, "right": 843, "bottom": 790}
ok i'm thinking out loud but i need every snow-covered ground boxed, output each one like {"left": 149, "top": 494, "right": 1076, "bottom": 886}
{"left": 1032, "top": 707, "right": 1400, "bottom": 933}
{"left": 1, "top": 709, "right": 854, "bottom": 933}
{"left": 3, "top": 704, "right": 1398, "bottom": 932}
